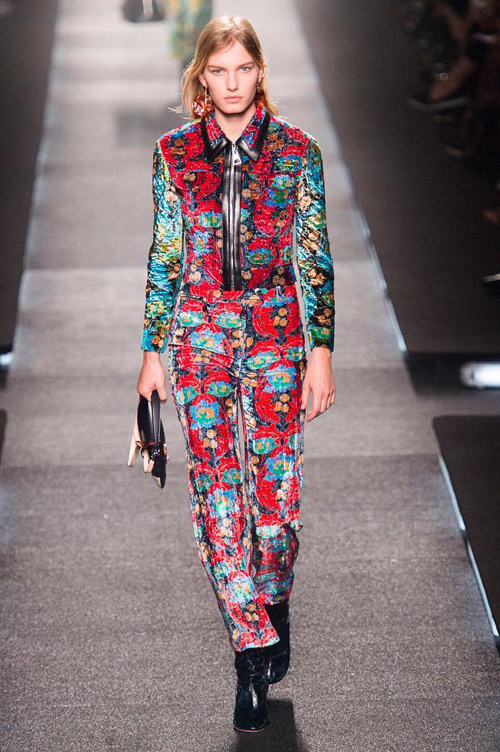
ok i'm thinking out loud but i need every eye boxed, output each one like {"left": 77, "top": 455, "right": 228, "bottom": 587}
{"left": 210, "top": 68, "right": 222, "bottom": 74}
{"left": 240, "top": 65, "right": 253, "bottom": 72}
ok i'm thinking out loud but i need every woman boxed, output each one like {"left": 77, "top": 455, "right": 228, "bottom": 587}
{"left": 137, "top": 14, "right": 336, "bottom": 733}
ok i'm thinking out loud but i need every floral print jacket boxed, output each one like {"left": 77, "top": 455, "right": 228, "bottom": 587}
{"left": 141, "top": 102, "right": 335, "bottom": 353}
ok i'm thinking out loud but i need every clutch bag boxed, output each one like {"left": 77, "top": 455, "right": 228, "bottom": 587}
{"left": 127, "top": 390, "right": 169, "bottom": 489}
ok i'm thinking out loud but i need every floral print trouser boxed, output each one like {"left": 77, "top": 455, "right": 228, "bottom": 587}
{"left": 167, "top": 284, "right": 308, "bottom": 651}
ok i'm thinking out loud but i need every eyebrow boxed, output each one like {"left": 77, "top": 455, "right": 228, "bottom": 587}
{"left": 207, "top": 61, "right": 255, "bottom": 69}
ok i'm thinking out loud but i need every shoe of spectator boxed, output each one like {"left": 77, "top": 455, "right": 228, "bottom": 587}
{"left": 482, "top": 208, "right": 500, "bottom": 226}
{"left": 482, "top": 272, "right": 500, "bottom": 297}
{"left": 407, "top": 88, "right": 470, "bottom": 111}
{"left": 444, "top": 144, "right": 491, "bottom": 169}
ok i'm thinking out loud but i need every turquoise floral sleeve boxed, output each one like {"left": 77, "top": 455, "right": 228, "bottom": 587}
{"left": 141, "top": 141, "right": 184, "bottom": 353}
{"left": 295, "top": 137, "right": 335, "bottom": 352}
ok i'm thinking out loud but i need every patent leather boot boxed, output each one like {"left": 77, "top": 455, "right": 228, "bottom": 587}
{"left": 263, "top": 600, "right": 290, "bottom": 684}
{"left": 233, "top": 646, "right": 270, "bottom": 732}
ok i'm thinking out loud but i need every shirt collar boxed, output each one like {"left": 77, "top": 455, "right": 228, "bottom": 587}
{"left": 201, "top": 102, "right": 270, "bottom": 162}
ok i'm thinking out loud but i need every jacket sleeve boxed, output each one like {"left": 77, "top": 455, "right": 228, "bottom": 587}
{"left": 141, "top": 140, "right": 184, "bottom": 353}
{"left": 295, "top": 136, "right": 335, "bottom": 352}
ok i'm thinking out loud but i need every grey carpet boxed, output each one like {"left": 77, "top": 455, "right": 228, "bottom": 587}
{"left": 1, "top": 1, "right": 499, "bottom": 750}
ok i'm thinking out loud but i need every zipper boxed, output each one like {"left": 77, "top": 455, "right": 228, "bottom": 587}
{"left": 232, "top": 141, "right": 242, "bottom": 165}
{"left": 229, "top": 145, "right": 235, "bottom": 288}
{"left": 221, "top": 142, "right": 243, "bottom": 291}
{"left": 228, "top": 143, "right": 242, "bottom": 288}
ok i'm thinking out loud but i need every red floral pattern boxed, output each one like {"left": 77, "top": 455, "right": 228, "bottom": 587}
{"left": 141, "top": 102, "right": 335, "bottom": 353}
{"left": 167, "top": 286, "right": 307, "bottom": 650}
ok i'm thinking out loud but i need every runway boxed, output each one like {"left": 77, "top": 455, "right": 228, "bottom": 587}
{"left": 1, "top": 0, "right": 500, "bottom": 749}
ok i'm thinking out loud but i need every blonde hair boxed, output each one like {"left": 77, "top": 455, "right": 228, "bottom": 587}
{"left": 173, "top": 15, "right": 279, "bottom": 120}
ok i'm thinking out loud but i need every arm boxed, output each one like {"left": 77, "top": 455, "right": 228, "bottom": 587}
{"left": 295, "top": 136, "right": 336, "bottom": 421}
{"left": 141, "top": 140, "right": 183, "bottom": 354}
{"left": 295, "top": 136, "right": 335, "bottom": 353}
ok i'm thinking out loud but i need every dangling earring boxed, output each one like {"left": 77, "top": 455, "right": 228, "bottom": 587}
{"left": 192, "top": 92, "right": 204, "bottom": 117}
{"left": 255, "top": 78, "right": 264, "bottom": 104}
{"left": 204, "top": 85, "right": 212, "bottom": 112}
{"left": 192, "top": 85, "right": 213, "bottom": 118}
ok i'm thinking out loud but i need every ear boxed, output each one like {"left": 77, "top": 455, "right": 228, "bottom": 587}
{"left": 197, "top": 73, "right": 207, "bottom": 88}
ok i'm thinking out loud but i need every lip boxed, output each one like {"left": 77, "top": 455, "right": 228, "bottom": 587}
{"left": 225, "top": 96, "right": 242, "bottom": 101}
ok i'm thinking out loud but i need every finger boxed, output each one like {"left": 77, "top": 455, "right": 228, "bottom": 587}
{"left": 158, "top": 384, "right": 168, "bottom": 402}
{"left": 301, "top": 381, "right": 310, "bottom": 410}
{"left": 306, "top": 392, "right": 322, "bottom": 422}
{"left": 300, "top": 381, "right": 311, "bottom": 411}
{"left": 320, "top": 393, "right": 329, "bottom": 414}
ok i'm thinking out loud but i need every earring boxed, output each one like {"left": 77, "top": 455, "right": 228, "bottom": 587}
{"left": 192, "top": 94, "right": 204, "bottom": 117}
{"left": 204, "top": 86, "right": 212, "bottom": 112}
{"left": 192, "top": 85, "right": 213, "bottom": 118}
{"left": 255, "top": 78, "right": 264, "bottom": 102}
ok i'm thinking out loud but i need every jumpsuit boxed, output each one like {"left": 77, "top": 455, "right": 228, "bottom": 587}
{"left": 141, "top": 102, "right": 335, "bottom": 652}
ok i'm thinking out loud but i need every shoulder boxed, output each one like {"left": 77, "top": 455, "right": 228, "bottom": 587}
{"left": 155, "top": 119, "right": 200, "bottom": 162}
{"left": 268, "top": 113, "right": 320, "bottom": 152}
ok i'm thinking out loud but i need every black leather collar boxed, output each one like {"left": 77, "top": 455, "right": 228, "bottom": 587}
{"left": 200, "top": 109, "right": 270, "bottom": 163}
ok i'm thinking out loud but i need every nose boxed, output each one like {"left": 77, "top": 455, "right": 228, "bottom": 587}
{"left": 226, "top": 73, "right": 238, "bottom": 92}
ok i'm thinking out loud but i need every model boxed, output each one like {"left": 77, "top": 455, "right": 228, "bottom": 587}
{"left": 136, "top": 14, "right": 336, "bottom": 733}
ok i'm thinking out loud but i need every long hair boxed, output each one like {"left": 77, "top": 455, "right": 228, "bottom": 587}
{"left": 172, "top": 15, "right": 279, "bottom": 120}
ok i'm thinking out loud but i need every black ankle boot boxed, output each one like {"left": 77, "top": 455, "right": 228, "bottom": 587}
{"left": 263, "top": 600, "right": 290, "bottom": 684}
{"left": 233, "top": 646, "right": 270, "bottom": 732}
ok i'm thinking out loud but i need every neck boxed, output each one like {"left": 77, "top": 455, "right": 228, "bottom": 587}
{"left": 213, "top": 101, "right": 258, "bottom": 144}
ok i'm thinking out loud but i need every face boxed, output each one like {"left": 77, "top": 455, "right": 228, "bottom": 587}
{"left": 198, "top": 39, "right": 263, "bottom": 115}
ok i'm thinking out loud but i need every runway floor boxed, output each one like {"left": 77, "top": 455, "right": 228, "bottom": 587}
{"left": 1, "top": 1, "right": 500, "bottom": 749}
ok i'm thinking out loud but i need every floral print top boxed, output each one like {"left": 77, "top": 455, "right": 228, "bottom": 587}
{"left": 141, "top": 102, "right": 335, "bottom": 353}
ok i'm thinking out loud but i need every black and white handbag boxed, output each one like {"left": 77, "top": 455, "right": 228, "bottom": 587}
{"left": 127, "top": 390, "right": 169, "bottom": 489}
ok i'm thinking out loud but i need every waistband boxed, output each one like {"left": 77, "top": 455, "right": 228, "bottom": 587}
{"left": 176, "top": 271, "right": 298, "bottom": 305}
{"left": 177, "top": 284, "right": 298, "bottom": 306}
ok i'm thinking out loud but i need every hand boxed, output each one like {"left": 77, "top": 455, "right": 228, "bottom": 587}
{"left": 137, "top": 351, "right": 168, "bottom": 403}
{"left": 300, "top": 347, "right": 336, "bottom": 422}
